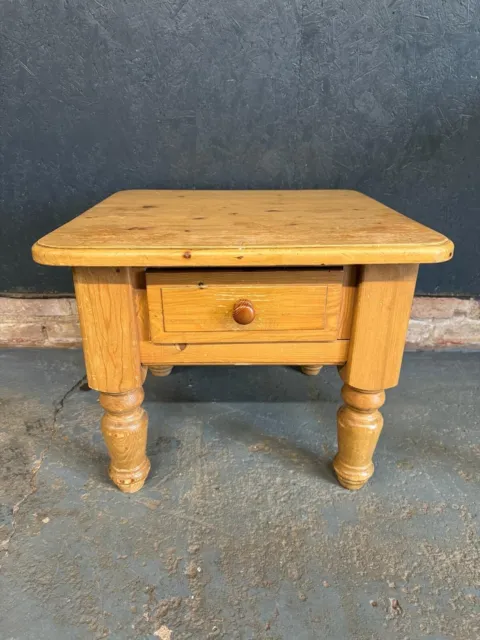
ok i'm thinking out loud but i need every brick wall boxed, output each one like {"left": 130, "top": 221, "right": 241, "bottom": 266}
{"left": 407, "top": 297, "right": 480, "bottom": 349}
{"left": 0, "top": 296, "right": 479, "bottom": 349}
{"left": 0, "top": 297, "right": 80, "bottom": 347}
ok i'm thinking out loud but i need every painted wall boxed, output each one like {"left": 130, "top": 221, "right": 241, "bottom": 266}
{"left": 1, "top": 1, "right": 479, "bottom": 294}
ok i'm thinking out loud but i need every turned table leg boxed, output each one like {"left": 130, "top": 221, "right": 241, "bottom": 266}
{"left": 334, "top": 264, "right": 418, "bottom": 489}
{"left": 100, "top": 388, "right": 150, "bottom": 493}
{"left": 150, "top": 365, "right": 173, "bottom": 377}
{"left": 333, "top": 384, "right": 385, "bottom": 490}
{"left": 301, "top": 365, "right": 323, "bottom": 376}
{"left": 73, "top": 267, "right": 151, "bottom": 493}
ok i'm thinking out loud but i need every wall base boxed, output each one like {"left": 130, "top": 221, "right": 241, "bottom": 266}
{"left": 0, "top": 296, "right": 479, "bottom": 350}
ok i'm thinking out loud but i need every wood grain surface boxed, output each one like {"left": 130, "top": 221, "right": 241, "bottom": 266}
{"left": 340, "top": 264, "right": 419, "bottom": 390}
{"left": 100, "top": 387, "right": 150, "bottom": 493}
{"left": 32, "top": 190, "right": 454, "bottom": 267}
{"left": 139, "top": 340, "right": 349, "bottom": 365}
{"left": 333, "top": 384, "right": 385, "bottom": 490}
{"left": 73, "top": 267, "right": 143, "bottom": 393}
{"left": 146, "top": 269, "right": 343, "bottom": 343}
{"left": 300, "top": 365, "right": 323, "bottom": 376}
{"left": 337, "top": 266, "right": 357, "bottom": 339}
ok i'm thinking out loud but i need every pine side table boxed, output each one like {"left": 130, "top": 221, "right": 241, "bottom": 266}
{"left": 32, "top": 190, "right": 454, "bottom": 493}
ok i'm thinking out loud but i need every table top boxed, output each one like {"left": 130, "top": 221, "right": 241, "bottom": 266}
{"left": 32, "top": 190, "right": 453, "bottom": 267}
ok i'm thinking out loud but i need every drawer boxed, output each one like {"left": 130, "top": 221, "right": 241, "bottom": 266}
{"left": 146, "top": 269, "right": 343, "bottom": 344}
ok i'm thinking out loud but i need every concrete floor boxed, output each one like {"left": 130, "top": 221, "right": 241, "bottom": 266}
{"left": 0, "top": 350, "right": 478, "bottom": 640}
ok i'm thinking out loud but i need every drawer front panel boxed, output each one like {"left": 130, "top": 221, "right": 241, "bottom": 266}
{"left": 146, "top": 269, "right": 343, "bottom": 344}
{"left": 162, "top": 285, "right": 327, "bottom": 332}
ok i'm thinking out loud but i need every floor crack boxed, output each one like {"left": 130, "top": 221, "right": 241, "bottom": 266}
{"left": 0, "top": 374, "right": 87, "bottom": 558}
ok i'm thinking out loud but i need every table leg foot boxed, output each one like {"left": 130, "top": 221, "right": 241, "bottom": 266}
{"left": 100, "top": 387, "right": 150, "bottom": 493}
{"left": 301, "top": 365, "right": 323, "bottom": 376}
{"left": 333, "top": 384, "right": 385, "bottom": 490}
{"left": 150, "top": 365, "right": 174, "bottom": 377}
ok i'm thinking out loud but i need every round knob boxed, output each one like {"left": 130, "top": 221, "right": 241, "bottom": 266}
{"left": 233, "top": 299, "right": 255, "bottom": 325}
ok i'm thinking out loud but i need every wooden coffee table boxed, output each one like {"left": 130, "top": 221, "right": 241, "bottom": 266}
{"left": 32, "top": 190, "right": 453, "bottom": 493}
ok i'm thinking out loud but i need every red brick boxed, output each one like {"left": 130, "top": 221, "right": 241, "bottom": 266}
{"left": 0, "top": 322, "right": 46, "bottom": 346}
{"left": 45, "top": 320, "right": 82, "bottom": 346}
{"left": 406, "top": 319, "right": 434, "bottom": 348}
{"left": 0, "top": 297, "right": 76, "bottom": 317}
{"left": 432, "top": 319, "right": 480, "bottom": 347}
{"left": 410, "top": 297, "right": 474, "bottom": 319}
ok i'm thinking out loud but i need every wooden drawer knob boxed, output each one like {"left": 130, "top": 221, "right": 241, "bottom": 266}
{"left": 233, "top": 299, "right": 255, "bottom": 325}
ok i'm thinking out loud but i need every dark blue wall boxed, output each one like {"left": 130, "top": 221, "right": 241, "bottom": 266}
{"left": 1, "top": 1, "right": 479, "bottom": 294}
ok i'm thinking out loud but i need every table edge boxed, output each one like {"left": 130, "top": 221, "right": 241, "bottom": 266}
{"left": 32, "top": 237, "right": 454, "bottom": 267}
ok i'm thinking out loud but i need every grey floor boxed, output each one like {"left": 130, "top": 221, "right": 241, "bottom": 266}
{"left": 0, "top": 350, "right": 479, "bottom": 640}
